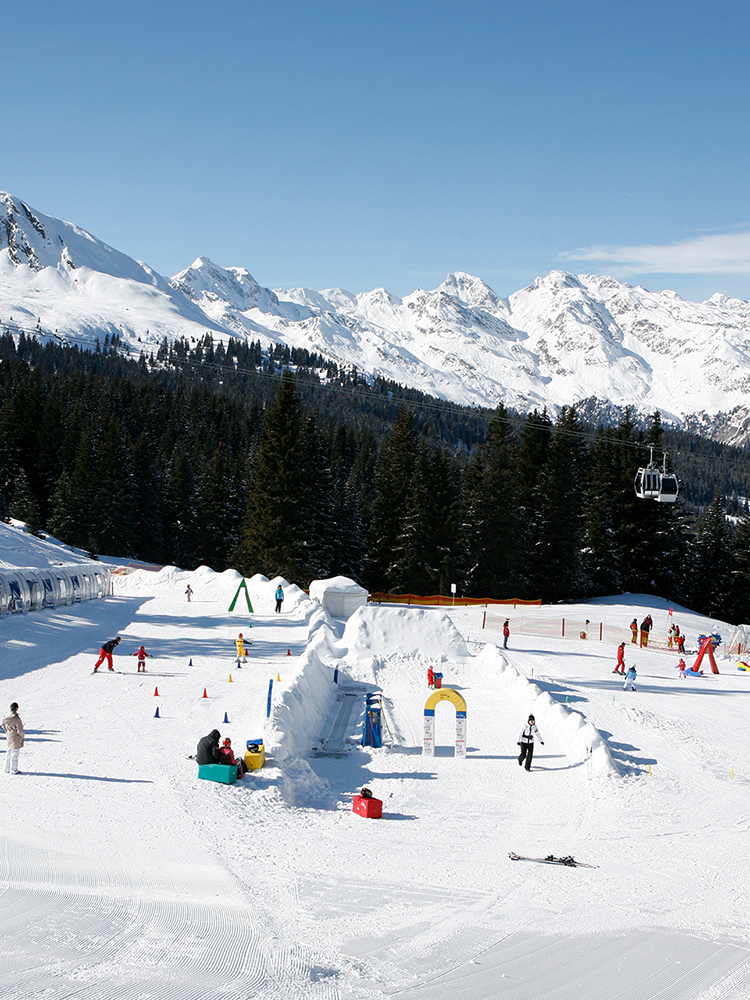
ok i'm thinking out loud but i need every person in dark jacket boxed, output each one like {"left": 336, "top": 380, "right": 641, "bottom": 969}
{"left": 196, "top": 729, "right": 227, "bottom": 766}
{"left": 640, "top": 615, "right": 653, "bottom": 648}
{"left": 503, "top": 619, "right": 510, "bottom": 649}
{"left": 94, "top": 637, "right": 121, "bottom": 671}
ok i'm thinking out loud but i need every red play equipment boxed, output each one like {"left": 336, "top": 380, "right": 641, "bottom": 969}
{"left": 692, "top": 635, "right": 720, "bottom": 675}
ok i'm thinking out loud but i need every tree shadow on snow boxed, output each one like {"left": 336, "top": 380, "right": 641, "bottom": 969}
{"left": 25, "top": 772, "right": 153, "bottom": 783}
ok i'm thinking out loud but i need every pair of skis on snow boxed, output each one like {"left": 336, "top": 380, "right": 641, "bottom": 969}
{"left": 509, "top": 852, "right": 597, "bottom": 868}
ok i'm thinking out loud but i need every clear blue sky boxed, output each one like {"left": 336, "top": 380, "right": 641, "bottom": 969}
{"left": 5, "top": 0, "right": 750, "bottom": 300}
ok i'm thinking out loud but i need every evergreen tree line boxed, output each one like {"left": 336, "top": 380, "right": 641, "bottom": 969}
{"left": 0, "top": 332, "right": 748, "bottom": 623}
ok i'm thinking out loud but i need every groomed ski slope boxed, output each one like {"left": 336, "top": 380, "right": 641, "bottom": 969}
{"left": 1, "top": 564, "right": 750, "bottom": 1000}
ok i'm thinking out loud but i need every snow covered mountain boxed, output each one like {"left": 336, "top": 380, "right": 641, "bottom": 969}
{"left": 3, "top": 191, "right": 750, "bottom": 441}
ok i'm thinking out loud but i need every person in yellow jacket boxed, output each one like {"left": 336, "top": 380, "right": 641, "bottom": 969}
{"left": 235, "top": 633, "right": 248, "bottom": 660}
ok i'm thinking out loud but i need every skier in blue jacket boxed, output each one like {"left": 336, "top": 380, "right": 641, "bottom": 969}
{"left": 275, "top": 584, "right": 284, "bottom": 614}
{"left": 623, "top": 665, "right": 637, "bottom": 691}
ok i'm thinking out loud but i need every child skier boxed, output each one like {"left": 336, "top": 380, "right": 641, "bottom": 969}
{"left": 517, "top": 714, "right": 544, "bottom": 771}
{"left": 613, "top": 642, "right": 626, "bottom": 674}
{"left": 623, "top": 665, "right": 637, "bottom": 691}
{"left": 676, "top": 658, "right": 687, "bottom": 679}
{"left": 132, "top": 645, "right": 151, "bottom": 673}
{"left": 235, "top": 633, "right": 249, "bottom": 661}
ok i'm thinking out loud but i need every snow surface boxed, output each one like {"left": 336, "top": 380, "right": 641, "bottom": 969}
{"left": 4, "top": 191, "right": 750, "bottom": 439}
{"left": 2, "top": 529, "right": 750, "bottom": 997}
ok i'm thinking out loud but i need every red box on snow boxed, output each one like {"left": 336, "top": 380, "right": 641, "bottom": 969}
{"left": 352, "top": 794, "right": 382, "bottom": 819}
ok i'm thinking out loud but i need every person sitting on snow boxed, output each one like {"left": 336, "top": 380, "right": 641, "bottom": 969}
{"left": 218, "top": 737, "right": 247, "bottom": 778}
{"left": 196, "top": 729, "right": 227, "bottom": 766}
{"left": 623, "top": 665, "right": 637, "bottom": 691}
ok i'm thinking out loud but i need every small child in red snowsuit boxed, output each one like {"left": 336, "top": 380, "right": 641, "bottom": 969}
{"left": 427, "top": 666, "right": 434, "bottom": 688}
{"left": 132, "top": 645, "right": 151, "bottom": 672}
{"left": 219, "top": 738, "right": 246, "bottom": 778}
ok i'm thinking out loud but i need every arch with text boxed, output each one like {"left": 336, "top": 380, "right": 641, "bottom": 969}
{"left": 423, "top": 688, "right": 467, "bottom": 758}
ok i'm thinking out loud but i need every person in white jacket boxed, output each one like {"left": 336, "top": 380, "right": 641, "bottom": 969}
{"left": 517, "top": 714, "right": 544, "bottom": 771}
{"left": 3, "top": 702, "right": 24, "bottom": 774}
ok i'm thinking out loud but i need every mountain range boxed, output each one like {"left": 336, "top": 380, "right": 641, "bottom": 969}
{"left": 2, "top": 191, "right": 750, "bottom": 442}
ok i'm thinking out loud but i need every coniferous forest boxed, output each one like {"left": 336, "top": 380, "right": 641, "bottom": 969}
{"left": 1, "top": 331, "right": 749, "bottom": 623}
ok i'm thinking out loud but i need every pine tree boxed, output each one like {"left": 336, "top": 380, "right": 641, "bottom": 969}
{"left": 689, "top": 493, "right": 732, "bottom": 617}
{"left": 240, "top": 371, "right": 309, "bottom": 581}
{"left": 526, "top": 407, "right": 587, "bottom": 602}
{"left": 367, "top": 408, "right": 419, "bottom": 590}
{"left": 464, "top": 405, "right": 520, "bottom": 598}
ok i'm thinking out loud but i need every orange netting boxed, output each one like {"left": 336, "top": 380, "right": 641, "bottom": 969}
{"left": 368, "top": 593, "right": 541, "bottom": 608}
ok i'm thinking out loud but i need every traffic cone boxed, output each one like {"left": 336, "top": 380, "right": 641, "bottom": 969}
{"left": 189, "top": 658, "right": 193, "bottom": 666}
{"left": 154, "top": 706, "right": 160, "bottom": 718}
{"left": 223, "top": 712, "right": 229, "bottom": 724}
{"left": 229, "top": 674, "right": 233, "bottom": 683}
{"left": 154, "top": 686, "right": 159, "bottom": 697}
{"left": 202, "top": 688, "right": 208, "bottom": 699}
{"left": 277, "top": 673, "right": 281, "bottom": 682}
{"left": 287, "top": 648, "right": 291, "bottom": 656}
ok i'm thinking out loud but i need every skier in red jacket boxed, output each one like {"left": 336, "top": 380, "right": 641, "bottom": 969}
{"left": 132, "top": 645, "right": 151, "bottom": 673}
{"left": 613, "top": 642, "right": 626, "bottom": 674}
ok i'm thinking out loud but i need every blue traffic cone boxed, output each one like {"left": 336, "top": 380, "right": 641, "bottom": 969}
{"left": 223, "top": 712, "right": 229, "bottom": 724}
{"left": 154, "top": 706, "right": 160, "bottom": 718}
{"left": 189, "top": 658, "right": 193, "bottom": 667}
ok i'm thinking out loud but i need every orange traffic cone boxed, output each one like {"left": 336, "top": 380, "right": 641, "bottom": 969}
{"left": 229, "top": 674, "right": 233, "bottom": 683}
{"left": 277, "top": 673, "right": 281, "bottom": 682}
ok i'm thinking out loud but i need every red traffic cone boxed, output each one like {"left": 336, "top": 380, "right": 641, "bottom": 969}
{"left": 202, "top": 688, "right": 208, "bottom": 699}
{"left": 154, "top": 706, "right": 160, "bottom": 718}
{"left": 287, "top": 648, "right": 291, "bottom": 656}
{"left": 154, "top": 686, "right": 159, "bottom": 697}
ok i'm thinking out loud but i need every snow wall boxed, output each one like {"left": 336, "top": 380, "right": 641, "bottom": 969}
{"left": 265, "top": 602, "right": 617, "bottom": 803}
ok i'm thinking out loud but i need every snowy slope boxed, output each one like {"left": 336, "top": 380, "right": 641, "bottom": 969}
{"left": 3, "top": 190, "right": 750, "bottom": 438}
{"left": 2, "top": 523, "right": 750, "bottom": 998}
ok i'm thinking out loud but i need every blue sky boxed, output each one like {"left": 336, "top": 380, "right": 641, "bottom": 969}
{"left": 6, "top": 1, "right": 750, "bottom": 300}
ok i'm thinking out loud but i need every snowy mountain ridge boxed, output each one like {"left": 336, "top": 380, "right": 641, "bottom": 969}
{"left": 2, "top": 191, "right": 750, "bottom": 441}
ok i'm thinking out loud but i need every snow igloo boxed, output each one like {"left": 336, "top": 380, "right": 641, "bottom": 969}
{"left": 309, "top": 576, "right": 369, "bottom": 619}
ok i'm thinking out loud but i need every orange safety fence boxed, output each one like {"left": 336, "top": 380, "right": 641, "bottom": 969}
{"left": 368, "top": 593, "right": 542, "bottom": 608}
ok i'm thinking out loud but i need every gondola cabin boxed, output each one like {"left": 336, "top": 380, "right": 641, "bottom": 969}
{"left": 634, "top": 450, "right": 679, "bottom": 503}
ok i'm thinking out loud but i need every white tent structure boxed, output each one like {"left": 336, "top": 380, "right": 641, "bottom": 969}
{"left": 308, "top": 576, "right": 369, "bottom": 619}
{"left": 0, "top": 563, "right": 110, "bottom": 616}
